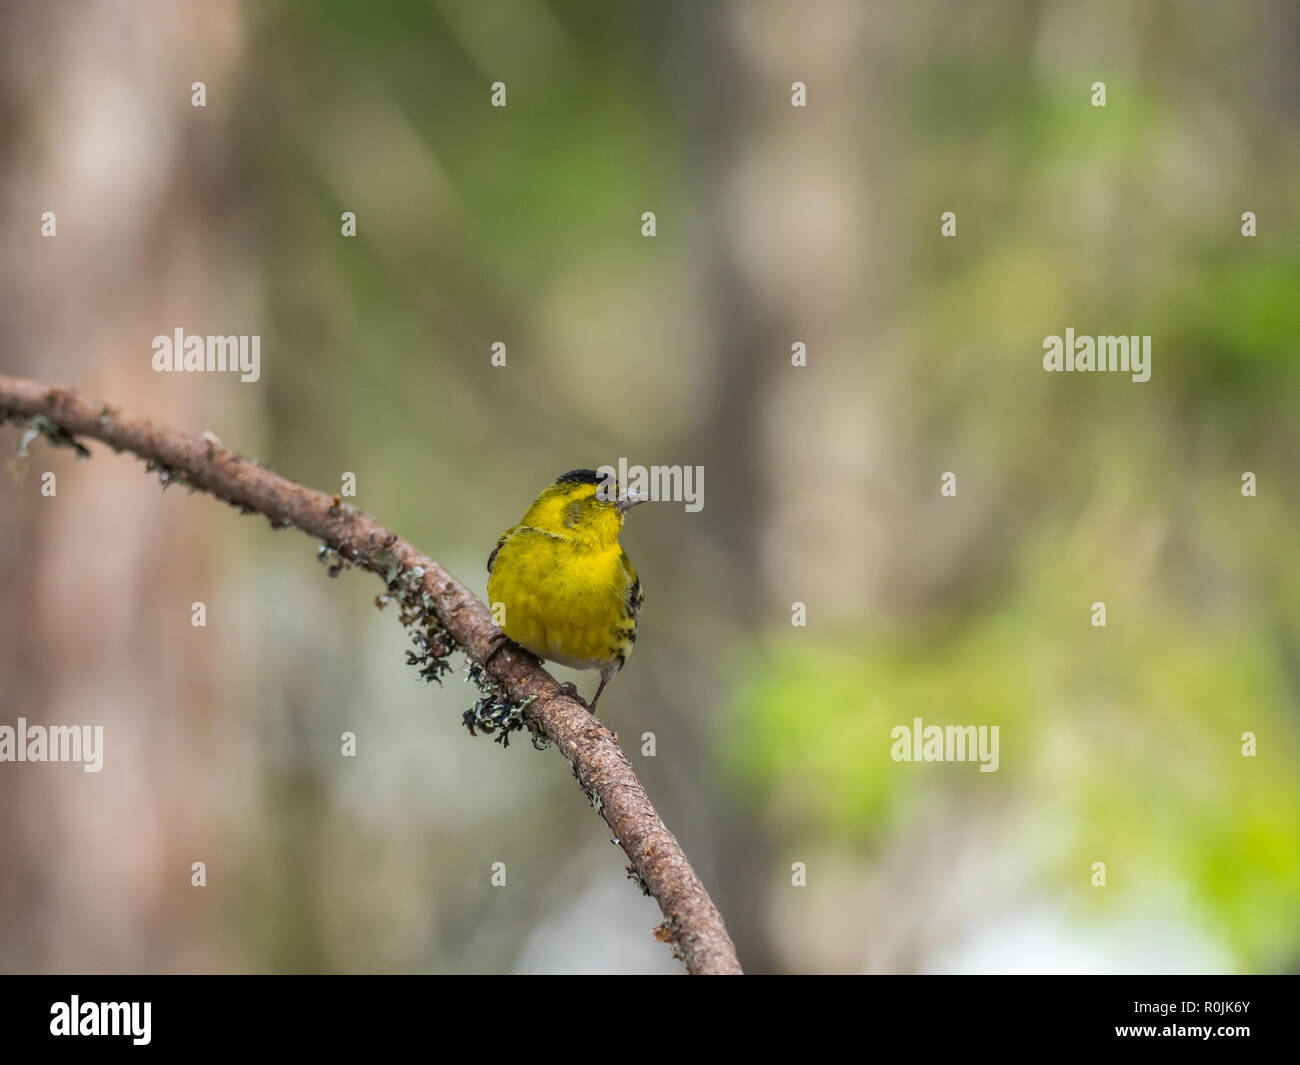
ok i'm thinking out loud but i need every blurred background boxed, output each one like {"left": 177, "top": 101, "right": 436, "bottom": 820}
{"left": 2, "top": 0, "right": 1298, "bottom": 974}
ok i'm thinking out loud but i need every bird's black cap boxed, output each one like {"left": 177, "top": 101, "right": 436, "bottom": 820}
{"left": 554, "top": 469, "right": 602, "bottom": 485}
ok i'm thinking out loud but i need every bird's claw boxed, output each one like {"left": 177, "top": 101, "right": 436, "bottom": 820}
{"left": 555, "top": 681, "right": 589, "bottom": 709}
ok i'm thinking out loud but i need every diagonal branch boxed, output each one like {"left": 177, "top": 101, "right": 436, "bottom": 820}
{"left": 0, "top": 373, "right": 742, "bottom": 975}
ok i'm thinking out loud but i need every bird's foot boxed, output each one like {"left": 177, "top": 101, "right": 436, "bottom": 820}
{"left": 555, "top": 681, "right": 590, "bottom": 709}
{"left": 483, "top": 633, "right": 536, "bottom": 670}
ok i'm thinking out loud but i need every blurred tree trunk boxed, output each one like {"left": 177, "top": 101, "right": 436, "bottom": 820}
{"left": 666, "top": 0, "right": 898, "bottom": 973}
{"left": 0, "top": 0, "right": 254, "bottom": 972}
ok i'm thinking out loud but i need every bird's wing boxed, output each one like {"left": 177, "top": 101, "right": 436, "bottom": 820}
{"left": 487, "top": 531, "right": 509, "bottom": 574}
{"left": 622, "top": 554, "right": 644, "bottom": 619}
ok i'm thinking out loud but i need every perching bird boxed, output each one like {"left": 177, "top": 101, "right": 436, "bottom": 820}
{"left": 486, "top": 469, "right": 645, "bottom": 711}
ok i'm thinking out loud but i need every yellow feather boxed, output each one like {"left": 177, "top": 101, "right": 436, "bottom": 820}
{"left": 487, "top": 472, "right": 643, "bottom": 707}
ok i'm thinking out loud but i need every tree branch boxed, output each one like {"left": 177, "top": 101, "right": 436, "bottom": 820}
{"left": 0, "top": 373, "right": 742, "bottom": 975}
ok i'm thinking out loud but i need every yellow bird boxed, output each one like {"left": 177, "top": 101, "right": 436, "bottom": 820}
{"left": 487, "top": 469, "right": 646, "bottom": 711}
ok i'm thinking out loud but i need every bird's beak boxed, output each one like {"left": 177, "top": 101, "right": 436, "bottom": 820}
{"left": 617, "top": 487, "right": 648, "bottom": 512}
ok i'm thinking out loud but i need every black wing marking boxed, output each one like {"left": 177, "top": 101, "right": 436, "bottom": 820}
{"left": 627, "top": 574, "right": 643, "bottom": 620}
{"left": 487, "top": 533, "right": 508, "bottom": 574}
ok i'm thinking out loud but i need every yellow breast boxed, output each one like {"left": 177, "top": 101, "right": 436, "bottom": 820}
{"left": 487, "top": 526, "right": 637, "bottom": 672}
